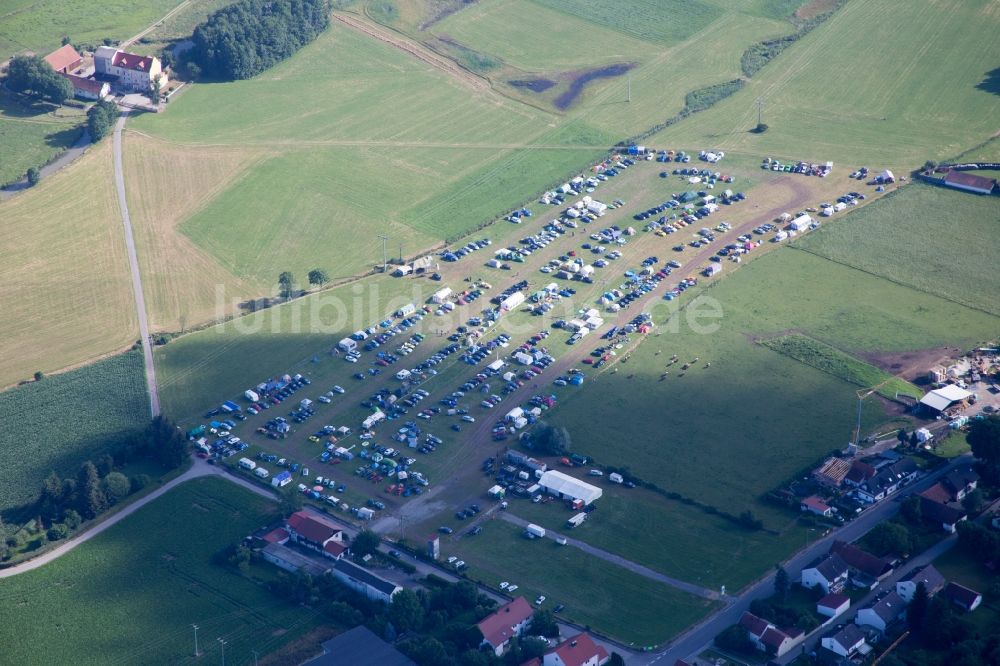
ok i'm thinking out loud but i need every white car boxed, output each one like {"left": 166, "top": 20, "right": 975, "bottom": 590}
{"left": 455, "top": 561, "right": 466, "bottom": 569}
{"left": 447, "top": 556, "right": 458, "bottom": 564}
{"left": 333, "top": 385, "right": 345, "bottom": 394}
{"left": 507, "top": 585, "right": 518, "bottom": 592}
{"left": 461, "top": 415, "right": 475, "bottom": 423}
{"left": 535, "top": 595, "right": 546, "bottom": 606}
{"left": 499, "top": 581, "right": 510, "bottom": 590}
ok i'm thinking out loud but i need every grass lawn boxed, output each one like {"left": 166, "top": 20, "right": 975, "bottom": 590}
{"left": 509, "top": 485, "right": 815, "bottom": 590}
{"left": 0, "top": 0, "right": 187, "bottom": 62}
{"left": 931, "top": 431, "right": 972, "bottom": 459}
{"left": 0, "top": 351, "right": 149, "bottom": 511}
{"left": 0, "top": 477, "right": 331, "bottom": 665}
{"left": 0, "top": 90, "right": 86, "bottom": 186}
{"left": 658, "top": 0, "right": 1000, "bottom": 172}
{"left": 445, "top": 520, "right": 719, "bottom": 646}
{"left": 796, "top": 182, "right": 1000, "bottom": 315}
{"left": 0, "top": 140, "right": 137, "bottom": 390}
{"left": 529, "top": 0, "right": 723, "bottom": 45}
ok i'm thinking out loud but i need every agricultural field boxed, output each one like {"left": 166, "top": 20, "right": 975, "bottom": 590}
{"left": 659, "top": 0, "right": 1000, "bottom": 172}
{"left": 795, "top": 182, "right": 1000, "bottom": 315}
{"left": 0, "top": 0, "right": 187, "bottom": 62}
{"left": 443, "top": 520, "right": 718, "bottom": 646}
{"left": 0, "top": 91, "right": 86, "bottom": 186}
{"left": 0, "top": 351, "right": 149, "bottom": 510}
{"left": 0, "top": 141, "right": 137, "bottom": 390}
{"left": 0, "top": 477, "right": 331, "bottom": 665}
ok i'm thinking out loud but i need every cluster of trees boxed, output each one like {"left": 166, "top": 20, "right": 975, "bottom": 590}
{"left": 277, "top": 269, "right": 328, "bottom": 299}
{"left": 5, "top": 55, "right": 73, "bottom": 104}
{"left": 530, "top": 422, "right": 572, "bottom": 456}
{"left": 189, "top": 0, "right": 331, "bottom": 80}
{"left": 969, "top": 414, "right": 1000, "bottom": 487}
{"left": 956, "top": 521, "right": 1000, "bottom": 567}
{"left": 87, "top": 98, "right": 118, "bottom": 142}
{"left": 896, "top": 582, "right": 1000, "bottom": 664}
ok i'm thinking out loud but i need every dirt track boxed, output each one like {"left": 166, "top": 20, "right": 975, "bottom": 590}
{"left": 334, "top": 13, "right": 488, "bottom": 93}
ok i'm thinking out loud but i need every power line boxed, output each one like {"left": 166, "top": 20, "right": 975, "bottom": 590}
{"left": 755, "top": 96, "right": 764, "bottom": 126}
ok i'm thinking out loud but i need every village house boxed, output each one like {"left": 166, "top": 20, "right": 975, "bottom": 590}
{"left": 821, "top": 624, "right": 868, "bottom": 659}
{"left": 831, "top": 541, "right": 894, "bottom": 587}
{"left": 813, "top": 457, "right": 852, "bottom": 488}
{"left": 853, "top": 458, "right": 918, "bottom": 504}
{"left": 738, "top": 611, "right": 799, "bottom": 658}
{"left": 842, "top": 460, "right": 877, "bottom": 488}
{"left": 817, "top": 593, "right": 851, "bottom": 619}
{"left": 478, "top": 597, "right": 534, "bottom": 656}
{"left": 541, "top": 633, "right": 609, "bottom": 666}
{"left": 943, "top": 582, "right": 982, "bottom": 612}
{"left": 285, "top": 510, "right": 347, "bottom": 559}
{"left": 94, "top": 46, "right": 166, "bottom": 92}
{"left": 855, "top": 591, "right": 905, "bottom": 633}
{"left": 43, "top": 44, "right": 82, "bottom": 73}
{"left": 43, "top": 45, "right": 110, "bottom": 100}
{"left": 919, "top": 466, "right": 978, "bottom": 532}
{"left": 801, "top": 553, "right": 849, "bottom": 593}
{"left": 332, "top": 559, "right": 401, "bottom": 604}
{"left": 801, "top": 496, "right": 834, "bottom": 517}
{"left": 896, "top": 564, "right": 945, "bottom": 602}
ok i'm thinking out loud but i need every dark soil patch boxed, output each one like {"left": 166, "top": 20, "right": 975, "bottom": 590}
{"left": 419, "top": 0, "right": 481, "bottom": 30}
{"left": 857, "top": 346, "right": 959, "bottom": 384}
{"left": 509, "top": 78, "right": 556, "bottom": 93}
{"left": 553, "top": 62, "right": 634, "bottom": 111}
{"left": 794, "top": 0, "right": 839, "bottom": 20}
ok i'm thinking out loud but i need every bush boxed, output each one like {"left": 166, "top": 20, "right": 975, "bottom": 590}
{"left": 47, "top": 523, "right": 69, "bottom": 541}
{"left": 26, "top": 168, "right": 40, "bottom": 187}
{"left": 87, "top": 99, "right": 118, "bottom": 142}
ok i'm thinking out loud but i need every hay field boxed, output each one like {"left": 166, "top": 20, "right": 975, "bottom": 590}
{"left": 658, "top": 0, "right": 1000, "bottom": 170}
{"left": 0, "top": 141, "right": 137, "bottom": 388}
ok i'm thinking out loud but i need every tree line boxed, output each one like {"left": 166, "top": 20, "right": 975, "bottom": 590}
{"left": 188, "top": 0, "right": 331, "bottom": 80}
{"left": 5, "top": 55, "right": 73, "bottom": 104}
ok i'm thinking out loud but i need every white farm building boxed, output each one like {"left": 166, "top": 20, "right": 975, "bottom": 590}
{"left": 538, "top": 470, "right": 602, "bottom": 505}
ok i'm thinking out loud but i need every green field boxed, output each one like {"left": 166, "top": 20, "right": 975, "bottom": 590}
{"left": 796, "top": 182, "right": 1000, "bottom": 315}
{"left": 445, "top": 520, "right": 718, "bottom": 646}
{"left": 0, "top": 91, "right": 86, "bottom": 186}
{"left": 0, "top": 477, "right": 328, "bottom": 665}
{"left": 0, "top": 0, "right": 186, "bottom": 61}
{"left": 0, "top": 351, "right": 149, "bottom": 510}
{"left": 530, "top": 0, "right": 722, "bottom": 44}
{"left": 658, "top": 0, "right": 1000, "bottom": 171}
{"left": 761, "top": 334, "right": 921, "bottom": 399}
{"left": 510, "top": 486, "right": 811, "bottom": 590}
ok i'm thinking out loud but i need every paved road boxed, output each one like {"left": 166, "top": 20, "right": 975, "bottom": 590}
{"left": 633, "top": 453, "right": 974, "bottom": 666}
{"left": 499, "top": 512, "right": 720, "bottom": 600}
{"left": 0, "top": 127, "right": 92, "bottom": 200}
{"left": 113, "top": 109, "right": 160, "bottom": 417}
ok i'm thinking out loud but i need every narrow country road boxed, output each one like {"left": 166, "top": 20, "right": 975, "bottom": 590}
{"left": 498, "top": 512, "right": 721, "bottom": 601}
{"left": 0, "top": 127, "right": 93, "bottom": 200}
{"left": 113, "top": 109, "right": 160, "bottom": 417}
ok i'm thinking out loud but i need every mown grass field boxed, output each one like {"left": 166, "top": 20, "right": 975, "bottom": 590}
{"left": 0, "top": 351, "right": 148, "bottom": 510}
{"left": 795, "top": 182, "right": 1000, "bottom": 315}
{"left": 761, "top": 334, "right": 921, "bottom": 399}
{"left": 0, "top": 91, "right": 86, "bottom": 186}
{"left": 658, "top": 0, "right": 1000, "bottom": 171}
{"left": 510, "top": 486, "right": 811, "bottom": 590}
{"left": 548, "top": 247, "right": 1000, "bottom": 525}
{"left": 0, "top": 0, "right": 186, "bottom": 62}
{"left": 445, "top": 520, "right": 718, "bottom": 646}
{"left": 0, "top": 477, "right": 330, "bottom": 665}
{"left": 0, "top": 141, "right": 137, "bottom": 389}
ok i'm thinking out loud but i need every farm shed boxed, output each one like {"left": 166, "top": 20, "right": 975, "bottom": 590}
{"left": 538, "top": 470, "right": 602, "bottom": 505}
{"left": 942, "top": 170, "right": 997, "bottom": 194}
{"left": 261, "top": 543, "right": 330, "bottom": 577}
{"left": 919, "top": 385, "right": 972, "bottom": 413}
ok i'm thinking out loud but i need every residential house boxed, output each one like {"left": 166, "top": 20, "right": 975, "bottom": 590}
{"left": 855, "top": 591, "right": 905, "bottom": 633}
{"left": 738, "top": 612, "right": 798, "bottom": 658}
{"left": 816, "top": 593, "right": 850, "bottom": 619}
{"left": 542, "top": 633, "right": 609, "bottom": 666}
{"left": 821, "top": 624, "right": 868, "bottom": 658}
{"left": 842, "top": 461, "right": 877, "bottom": 488}
{"left": 943, "top": 582, "right": 982, "bottom": 612}
{"left": 814, "top": 458, "right": 852, "bottom": 488}
{"left": 854, "top": 459, "right": 918, "bottom": 504}
{"left": 332, "top": 559, "right": 401, "bottom": 604}
{"left": 302, "top": 625, "right": 415, "bottom": 666}
{"left": 941, "top": 466, "right": 979, "bottom": 501}
{"left": 43, "top": 44, "right": 83, "bottom": 73}
{"left": 801, "top": 553, "right": 849, "bottom": 593}
{"left": 801, "top": 496, "right": 834, "bottom": 517}
{"left": 831, "top": 541, "right": 894, "bottom": 587}
{"left": 64, "top": 74, "right": 110, "bottom": 100}
{"left": 919, "top": 494, "right": 967, "bottom": 533}
{"left": 896, "top": 564, "right": 945, "bottom": 602}
{"left": 94, "top": 45, "right": 167, "bottom": 92}
{"left": 478, "top": 597, "right": 534, "bottom": 656}
{"left": 286, "top": 511, "right": 347, "bottom": 559}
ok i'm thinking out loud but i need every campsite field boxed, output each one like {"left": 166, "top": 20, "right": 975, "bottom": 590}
{"left": 658, "top": 0, "right": 1000, "bottom": 171}
{"left": 0, "top": 477, "right": 330, "bottom": 665}
{"left": 0, "top": 351, "right": 149, "bottom": 510}
{"left": 0, "top": 141, "right": 137, "bottom": 390}
{"left": 443, "top": 519, "right": 718, "bottom": 646}
{"left": 795, "top": 182, "right": 1000, "bottom": 315}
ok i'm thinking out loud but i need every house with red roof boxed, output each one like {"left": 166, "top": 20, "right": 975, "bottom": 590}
{"left": 943, "top": 170, "right": 997, "bottom": 195}
{"left": 285, "top": 511, "right": 346, "bottom": 559}
{"left": 43, "top": 44, "right": 83, "bottom": 74}
{"left": 478, "top": 597, "right": 534, "bottom": 655}
{"left": 801, "top": 496, "right": 833, "bottom": 517}
{"left": 943, "top": 582, "right": 982, "bottom": 612}
{"left": 94, "top": 45, "right": 167, "bottom": 92}
{"left": 738, "top": 611, "right": 800, "bottom": 658}
{"left": 542, "top": 633, "right": 608, "bottom": 666}
{"left": 817, "top": 593, "right": 850, "bottom": 618}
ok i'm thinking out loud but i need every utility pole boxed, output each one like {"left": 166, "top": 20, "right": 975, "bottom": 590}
{"left": 252, "top": 649, "right": 259, "bottom": 666}
{"left": 192, "top": 625, "right": 200, "bottom": 657}
{"left": 378, "top": 234, "right": 388, "bottom": 273}
{"left": 627, "top": 74, "right": 632, "bottom": 103}
{"left": 218, "top": 638, "right": 227, "bottom": 666}
{"left": 755, "top": 96, "right": 764, "bottom": 126}
{"left": 399, "top": 242, "right": 403, "bottom": 263}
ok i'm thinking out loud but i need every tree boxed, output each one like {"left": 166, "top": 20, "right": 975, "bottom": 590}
{"left": 103, "top": 472, "right": 131, "bottom": 503}
{"left": 528, "top": 610, "right": 559, "bottom": 638}
{"left": 401, "top": 637, "right": 450, "bottom": 666}
{"left": 39, "top": 471, "right": 64, "bottom": 520}
{"left": 278, "top": 271, "right": 296, "bottom": 299}
{"left": 968, "top": 415, "right": 1000, "bottom": 469}
{"left": 774, "top": 566, "right": 789, "bottom": 601}
{"left": 962, "top": 488, "right": 984, "bottom": 514}
{"left": 47, "top": 523, "right": 69, "bottom": 541}
{"left": 897, "top": 428, "right": 908, "bottom": 444}
{"left": 901, "top": 495, "right": 923, "bottom": 525}
{"left": 308, "top": 268, "right": 329, "bottom": 288}
{"left": 33, "top": 370, "right": 44, "bottom": 381}
{"left": 921, "top": 595, "right": 965, "bottom": 649}
{"left": 6, "top": 55, "right": 73, "bottom": 103}
{"left": 607, "top": 653, "right": 626, "bottom": 666}
{"left": 26, "top": 168, "right": 40, "bottom": 187}
{"left": 350, "top": 529, "right": 381, "bottom": 558}
{"left": 389, "top": 588, "right": 424, "bottom": 632}
{"left": 531, "top": 422, "right": 571, "bottom": 456}
{"left": 77, "top": 461, "right": 107, "bottom": 518}
{"left": 716, "top": 624, "right": 754, "bottom": 654}
{"left": 149, "top": 73, "right": 163, "bottom": 103}
{"left": 96, "top": 453, "right": 115, "bottom": 477}
{"left": 87, "top": 98, "right": 118, "bottom": 142}
{"left": 908, "top": 582, "right": 929, "bottom": 632}
{"left": 517, "top": 637, "right": 547, "bottom": 661}
{"left": 63, "top": 509, "right": 81, "bottom": 530}
{"left": 864, "top": 521, "right": 913, "bottom": 557}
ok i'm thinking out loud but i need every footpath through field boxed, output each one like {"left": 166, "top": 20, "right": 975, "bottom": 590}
{"left": 113, "top": 110, "right": 160, "bottom": 417}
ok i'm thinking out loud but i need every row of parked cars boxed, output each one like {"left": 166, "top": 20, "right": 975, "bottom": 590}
{"left": 441, "top": 238, "right": 491, "bottom": 262}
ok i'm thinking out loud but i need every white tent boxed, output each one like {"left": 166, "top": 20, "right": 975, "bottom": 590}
{"left": 919, "top": 385, "right": 972, "bottom": 412}
{"left": 538, "top": 471, "right": 602, "bottom": 505}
